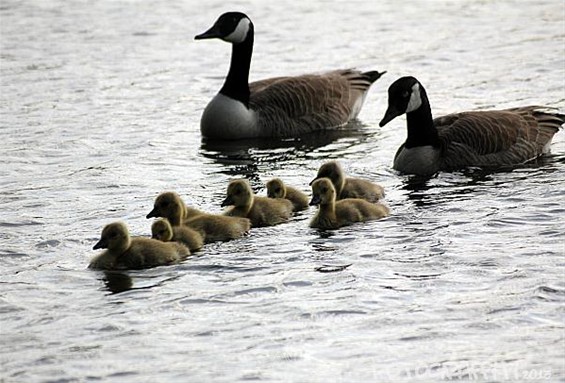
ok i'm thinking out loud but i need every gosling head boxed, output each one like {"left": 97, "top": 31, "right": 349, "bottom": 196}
{"left": 195, "top": 12, "right": 253, "bottom": 45}
{"left": 147, "top": 192, "right": 184, "bottom": 223}
{"left": 309, "top": 178, "right": 337, "bottom": 207}
{"left": 93, "top": 221, "right": 131, "bottom": 252}
{"left": 310, "top": 161, "right": 345, "bottom": 190}
{"left": 151, "top": 218, "right": 174, "bottom": 242}
{"left": 266, "top": 178, "right": 286, "bottom": 199}
{"left": 379, "top": 76, "right": 424, "bottom": 127}
{"left": 222, "top": 179, "right": 253, "bottom": 208}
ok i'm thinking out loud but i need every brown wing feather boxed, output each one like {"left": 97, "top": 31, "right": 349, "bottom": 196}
{"left": 248, "top": 70, "right": 377, "bottom": 136}
{"left": 435, "top": 106, "right": 562, "bottom": 168}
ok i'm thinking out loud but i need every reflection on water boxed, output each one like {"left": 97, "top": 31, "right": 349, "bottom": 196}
{"left": 103, "top": 271, "right": 133, "bottom": 294}
{"left": 199, "top": 121, "right": 377, "bottom": 181}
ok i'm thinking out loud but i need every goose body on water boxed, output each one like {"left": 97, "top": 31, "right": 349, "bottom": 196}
{"left": 309, "top": 178, "right": 389, "bottom": 230}
{"left": 195, "top": 11, "right": 385, "bottom": 139}
{"left": 379, "top": 76, "right": 564, "bottom": 176}
{"left": 89, "top": 222, "right": 189, "bottom": 270}
{"left": 311, "top": 161, "right": 385, "bottom": 203}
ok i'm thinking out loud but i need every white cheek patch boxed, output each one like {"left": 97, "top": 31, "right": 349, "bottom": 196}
{"left": 406, "top": 83, "right": 422, "bottom": 113}
{"left": 224, "top": 18, "right": 251, "bottom": 43}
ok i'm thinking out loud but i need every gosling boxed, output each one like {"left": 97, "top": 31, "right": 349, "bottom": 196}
{"left": 309, "top": 178, "right": 389, "bottom": 230}
{"left": 89, "top": 221, "right": 189, "bottom": 270}
{"left": 222, "top": 179, "right": 293, "bottom": 227}
{"left": 151, "top": 218, "right": 204, "bottom": 252}
{"left": 311, "top": 161, "right": 385, "bottom": 203}
{"left": 147, "top": 191, "right": 250, "bottom": 243}
{"left": 266, "top": 178, "right": 309, "bottom": 212}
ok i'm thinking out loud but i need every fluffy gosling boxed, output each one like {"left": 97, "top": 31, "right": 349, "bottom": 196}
{"left": 222, "top": 179, "right": 293, "bottom": 227}
{"left": 89, "top": 221, "right": 189, "bottom": 270}
{"left": 309, "top": 178, "right": 389, "bottom": 230}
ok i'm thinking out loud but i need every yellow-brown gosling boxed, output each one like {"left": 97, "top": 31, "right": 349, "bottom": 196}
{"left": 147, "top": 191, "right": 251, "bottom": 243}
{"left": 89, "top": 221, "right": 189, "bottom": 270}
{"left": 222, "top": 179, "right": 293, "bottom": 227}
{"left": 151, "top": 218, "right": 204, "bottom": 252}
{"left": 311, "top": 161, "right": 385, "bottom": 203}
{"left": 266, "top": 178, "right": 309, "bottom": 212}
{"left": 309, "top": 178, "right": 389, "bottom": 230}
{"left": 147, "top": 191, "right": 203, "bottom": 226}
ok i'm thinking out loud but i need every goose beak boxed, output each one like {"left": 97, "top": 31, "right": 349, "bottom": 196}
{"left": 146, "top": 208, "right": 158, "bottom": 219}
{"left": 221, "top": 196, "right": 234, "bottom": 207}
{"left": 309, "top": 194, "right": 321, "bottom": 206}
{"left": 93, "top": 238, "right": 107, "bottom": 250}
{"left": 379, "top": 106, "right": 402, "bottom": 127}
{"left": 195, "top": 25, "right": 221, "bottom": 40}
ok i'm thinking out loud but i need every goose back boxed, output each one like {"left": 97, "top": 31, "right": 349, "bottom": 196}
{"left": 249, "top": 70, "right": 384, "bottom": 136}
{"left": 435, "top": 106, "right": 563, "bottom": 169}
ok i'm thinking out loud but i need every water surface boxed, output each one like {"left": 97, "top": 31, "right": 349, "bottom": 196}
{"left": 1, "top": 1, "right": 564, "bottom": 382}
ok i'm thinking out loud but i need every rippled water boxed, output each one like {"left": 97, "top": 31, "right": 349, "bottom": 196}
{"left": 1, "top": 1, "right": 564, "bottom": 382}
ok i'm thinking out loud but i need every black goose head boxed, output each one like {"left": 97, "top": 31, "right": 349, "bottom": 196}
{"left": 195, "top": 12, "right": 253, "bottom": 44}
{"left": 379, "top": 76, "right": 424, "bottom": 127}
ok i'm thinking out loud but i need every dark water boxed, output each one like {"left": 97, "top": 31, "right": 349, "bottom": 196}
{"left": 1, "top": 1, "right": 564, "bottom": 382}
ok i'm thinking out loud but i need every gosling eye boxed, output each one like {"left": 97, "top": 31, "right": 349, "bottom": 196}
{"left": 275, "top": 188, "right": 281, "bottom": 193}
{"left": 321, "top": 187, "right": 328, "bottom": 193}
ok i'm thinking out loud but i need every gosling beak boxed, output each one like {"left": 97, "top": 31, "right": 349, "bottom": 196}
{"left": 146, "top": 208, "right": 158, "bottom": 219}
{"left": 379, "top": 106, "right": 402, "bottom": 127}
{"left": 309, "top": 194, "right": 321, "bottom": 206}
{"left": 221, "top": 196, "right": 234, "bottom": 207}
{"left": 93, "top": 238, "right": 107, "bottom": 250}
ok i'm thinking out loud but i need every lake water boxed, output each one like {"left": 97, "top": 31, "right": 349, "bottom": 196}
{"left": 1, "top": 0, "right": 564, "bottom": 382}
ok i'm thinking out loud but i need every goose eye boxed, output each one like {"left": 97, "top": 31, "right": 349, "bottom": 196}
{"left": 402, "top": 91, "right": 410, "bottom": 99}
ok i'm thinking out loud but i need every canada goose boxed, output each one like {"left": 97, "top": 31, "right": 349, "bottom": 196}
{"left": 222, "top": 179, "right": 293, "bottom": 227}
{"left": 89, "top": 221, "right": 189, "bottom": 270}
{"left": 379, "top": 76, "right": 565, "bottom": 176}
{"left": 309, "top": 178, "right": 389, "bottom": 230}
{"left": 147, "top": 192, "right": 250, "bottom": 242}
{"left": 195, "top": 11, "right": 385, "bottom": 139}
{"left": 266, "top": 178, "right": 309, "bottom": 212}
{"left": 151, "top": 218, "right": 204, "bottom": 251}
{"left": 311, "top": 161, "right": 385, "bottom": 203}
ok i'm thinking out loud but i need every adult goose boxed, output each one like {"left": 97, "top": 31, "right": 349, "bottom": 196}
{"left": 379, "top": 76, "right": 564, "bottom": 176}
{"left": 195, "top": 12, "right": 385, "bottom": 139}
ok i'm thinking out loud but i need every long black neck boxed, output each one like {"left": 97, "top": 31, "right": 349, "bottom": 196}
{"left": 219, "top": 26, "right": 253, "bottom": 107}
{"left": 404, "top": 88, "right": 440, "bottom": 149}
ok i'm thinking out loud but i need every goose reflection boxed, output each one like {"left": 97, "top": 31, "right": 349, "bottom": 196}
{"left": 199, "top": 121, "right": 377, "bottom": 180}
{"left": 102, "top": 271, "right": 133, "bottom": 294}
